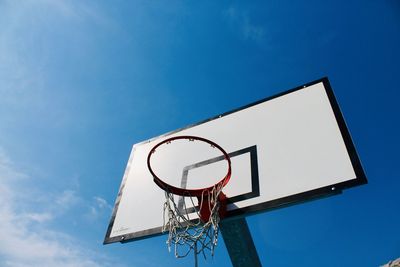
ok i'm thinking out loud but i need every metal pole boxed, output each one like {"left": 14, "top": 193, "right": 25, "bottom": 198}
{"left": 194, "top": 242, "right": 198, "bottom": 267}
{"left": 220, "top": 217, "right": 262, "bottom": 267}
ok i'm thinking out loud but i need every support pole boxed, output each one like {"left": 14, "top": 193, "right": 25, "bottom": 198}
{"left": 220, "top": 217, "right": 262, "bottom": 267}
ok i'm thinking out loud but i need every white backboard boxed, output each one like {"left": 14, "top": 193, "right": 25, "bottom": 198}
{"left": 104, "top": 78, "right": 366, "bottom": 244}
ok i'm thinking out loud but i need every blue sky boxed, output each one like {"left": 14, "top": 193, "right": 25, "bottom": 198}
{"left": 0, "top": 0, "right": 399, "bottom": 266}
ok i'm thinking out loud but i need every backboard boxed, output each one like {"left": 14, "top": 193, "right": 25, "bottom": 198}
{"left": 104, "top": 77, "right": 366, "bottom": 244}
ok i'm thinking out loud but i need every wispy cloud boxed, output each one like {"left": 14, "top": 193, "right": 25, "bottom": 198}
{"left": 0, "top": 4, "right": 121, "bottom": 264}
{"left": 56, "top": 190, "right": 80, "bottom": 210}
{"left": 85, "top": 196, "right": 113, "bottom": 222}
{"left": 0, "top": 149, "right": 28, "bottom": 182}
{"left": 93, "top": 196, "right": 112, "bottom": 210}
{"left": 223, "top": 6, "right": 266, "bottom": 42}
{"left": 21, "top": 212, "right": 54, "bottom": 223}
{"left": 0, "top": 149, "right": 124, "bottom": 267}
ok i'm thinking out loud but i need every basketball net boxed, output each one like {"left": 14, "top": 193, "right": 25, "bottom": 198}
{"left": 162, "top": 183, "right": 225, "bottom": 261}
{"left": 147, "top": 135, "right": 231, "bottom": 265}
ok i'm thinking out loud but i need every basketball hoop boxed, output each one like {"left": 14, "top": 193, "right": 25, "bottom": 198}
{"left": 147, "top": 135, "right": 231, "bottom": 261}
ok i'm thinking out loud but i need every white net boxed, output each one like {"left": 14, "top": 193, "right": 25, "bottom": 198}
{"left": 162, "top": 184, "right": 224, "bottom": 261}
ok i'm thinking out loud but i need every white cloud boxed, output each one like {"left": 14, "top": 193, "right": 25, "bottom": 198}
{"left": 56, "top": 190, "right": 80, "bottom": 210}
{"left": 0, "top": 149, "right": 124, "bottom": 267}
{"left": 223, "top": 6, "right": 266, "bottom": 42}
{"left": 93, "top": 196, "right": 112, "bottom": 210}
{"left": 21, "top": 212, "right": 54, "bottom": 223}
{"left": 85, "top": 196, "right": 113, "bottom": 222}
{"left": 0, "top": 149, "right": 28, "bottom": 182}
